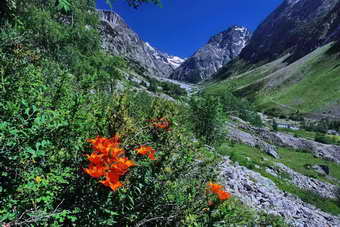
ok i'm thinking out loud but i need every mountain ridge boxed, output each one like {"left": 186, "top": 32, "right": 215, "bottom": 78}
{"left": 99, "top": 10, "right": 184, "bottom": 78}
{"left": 170, "top": 26, "right": 251, "bottom": 83}
{"left": 239, "top": 0, "right": 340, "bottom": 65}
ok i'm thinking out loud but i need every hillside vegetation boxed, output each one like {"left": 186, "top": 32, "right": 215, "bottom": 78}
{"left": 0, "top": 0, "right": 286, "bottom": 226}
{"left": 204, "top": 42, "right": 340, "bottom": 119}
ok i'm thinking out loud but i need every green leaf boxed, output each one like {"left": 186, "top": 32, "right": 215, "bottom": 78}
{"left": 57, "top": 0, "right": 72, "bottom": 12}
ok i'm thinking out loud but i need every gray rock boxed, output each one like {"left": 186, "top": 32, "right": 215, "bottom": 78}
{"left": 218, "top": 157, "right": 340, "bottom": 227}
{"left": 234, "top": 121, "right": 340, "bottom": 164}
{"left": 170, "top": 26, "right": 251, "bottom": 83}
{"left": 239, "top": 0, "right": 340, "bottom": 64}
{"left": 227, "top": 124, "right": 280, "bottom": 159}
{"left": 265, "top": 167, "right": 279, "bottom": 177}
{"left": 274, "top": 163, "right": 338, "bottom": 199}
{"left": 98, "top": 10, "right": 184, "bottom": 78}
{"left": 311, "top": 164, "right": 330, "bottom": 176}
{"left": 257, "top": 128, "right": 340, "bottom": 164}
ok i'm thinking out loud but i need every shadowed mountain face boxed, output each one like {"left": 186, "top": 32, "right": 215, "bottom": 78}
{"left": 170, "top": 26, "right": 251, "bottom": 83}
{"left": 239, "top": 0, "right": 340, "bottom": 64}
{"left": 99, "top": 10, "right": 184, "bottom": 78}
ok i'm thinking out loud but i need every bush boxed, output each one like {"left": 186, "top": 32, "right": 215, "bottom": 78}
{"left": 272, "top": 120, "right": 278, "bottom": 131}
{"left": 147, "top": 78, "right": 158, "bottom": 92}
{"left": 160, "top": 81, "right": 187, "bottom": 98}
{"left": 217, "top": 92, "right": 263, "bottom": 127}
{"left": 146, "top": 77, "right": 187, "bottom": 98}
{"left": 189, "top": 95, "right": 224, "bottom": 145}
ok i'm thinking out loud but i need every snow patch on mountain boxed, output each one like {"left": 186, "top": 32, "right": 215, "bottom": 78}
{"left": 167, "top": 56, "right": 185, "bottom": 69}
{"left": 170, "top": 26, "right": 252, "bottom": 83}
{"left": 145, "top": 42, "right": 155, "bottom": 52}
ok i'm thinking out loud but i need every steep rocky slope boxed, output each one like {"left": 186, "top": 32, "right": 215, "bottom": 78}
{"left": 239, "top": 0, "right": 340, "bottom": 64}
{"left": 219, "top": 158, "right": 340, "bottom": 227}
{"left": 170, "top": 26, "right": 251, "bottom": 83}
{"left": 218, "top": 116, "right": 340, "bottom": 226}
{"left": 99, "top": 10, "right": 184, "bottom": 78}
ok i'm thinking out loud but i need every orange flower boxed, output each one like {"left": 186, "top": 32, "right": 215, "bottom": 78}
{"left": 115, "top": 157, "right": 136, "bottom": 168}
{"left": 100, "top": 178, "right": 124, "bottom": 191}
{"left": 149, "top": 117, "right": 171, "bottom": 130}
{"left": 84, "top": 135, "right": 135, "bottom": 191}
{"left": 135, "top": 145, "right": 157, "bottom": 160}
{"left": 207, "top": 182, "right": 223, "bottom": 193}
{"left": 207, "top": 182, "right": 232, "bottom": 201}
{"left": 216, "top": 190, "right": 232, "bottom": 200}
{"left": 86, "top": 153, "right": 104, "bottom": 165}
{"left": 83, "top": 164, "right": 106, "bottom": 178}
{"left": 87, "top": 136, "right": 121, "bottom": 156}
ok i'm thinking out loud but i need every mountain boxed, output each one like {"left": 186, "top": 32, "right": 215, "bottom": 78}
{"left": 205, "top": 0, "right": 340, "bottom": 119}
{"left": 205, "top": 41, "right": 340, "bottom": 119}
{"left": 98, "top": 10, "right": 184, "bottom": 78}
{"left": 170, "top": 26, "right": 251, "bottom": 83}
{"left": 239, "top": 0, "right": 340, "bottom": 64}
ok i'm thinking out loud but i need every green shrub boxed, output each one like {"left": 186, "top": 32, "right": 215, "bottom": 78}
{"left": 315, "top": 132, "right": 329, "bottom": 144}
{"left": 214, "top": 91, "right": 263, "bottom": 127}
{"left": 160, "top": 81, "right": 187, "bottom": 98}
{"left": 273, "top": 120, "right": 278, "bottom": 131}
{"left": 189, "top": 95, "right": 224, "bottom": 145}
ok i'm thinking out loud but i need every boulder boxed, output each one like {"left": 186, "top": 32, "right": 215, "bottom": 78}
{"left": 311, "top": 164, "right": 330, "bottom": 176}
{"left": 227, "top": 125, "right": 280, "bottom": 159}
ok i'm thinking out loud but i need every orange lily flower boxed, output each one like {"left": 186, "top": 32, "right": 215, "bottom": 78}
{"left": 86, "top": 153, "right": 104, "bottom": 165}
{"left": 135, "top": 145, "right": 157, "bottom": 160}
{"left": 100, "top": 178, "right": 124, "bottom": 191}
{"left": 83, "top": 164, "right": 106, "bottom": 178}
{"left": 207, "top": 182, "right": 223, "bottom": 193}
{"left": 216, "top": 190, "right": 232, "bottom": 200}
{"left": 207, "top": 182, "right": 232, "bottom": 201}
{"left": 150, "top": 117, "right": 171, "bottom": 130}
{"left": 84, "top": 135, "right": 135, "bottom": 191}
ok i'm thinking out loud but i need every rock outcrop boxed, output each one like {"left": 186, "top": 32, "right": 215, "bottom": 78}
{"left": 226, "top": 122, "right": 280, "bottom": 159}
{"left": 271, "top": 163, "right": 339, "bottom": 199}
{"left": 228, "top": 117, "right": 340, "bottom": 164}
{"left": 255, "top": 128, "right": 340, "bottom": 164}
{"left": 219, "top": 157, "right": 340, "bottom": 227}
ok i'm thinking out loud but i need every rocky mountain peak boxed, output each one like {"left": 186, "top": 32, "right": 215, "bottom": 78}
{"left": 99, "top": 10, "right": 184, "bottom": 78}
{"left": 208, "top": 26, "right": 249, "bottom": 47}
{"left": 170, "top": 26, "right": 251, "bottom": 83}
{"left": 284, "top": 0, "right": 301, "bottom": 6}
{"left": 239, "top": 0, "right": 340, "bottom": 64}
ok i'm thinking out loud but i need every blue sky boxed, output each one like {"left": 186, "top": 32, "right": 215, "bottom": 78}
{"left": 96, "top": 0, "right": 283, "bottom": 58}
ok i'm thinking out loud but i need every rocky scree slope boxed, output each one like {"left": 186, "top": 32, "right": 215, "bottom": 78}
{"left": 227, "top": 116, "right": 340, "bottom": 164}
{"left": 239, "top": 0, "right": 340, "bottom": 64}
{"left": 219, "top": 157, "right": 340, "bottom": 227}
{"left": 170, "top": 26, "right": 251, "bottom": 83}
{"left": 221, "top": 117, "right": 340, "bottom": 226}
{"left": 98, "top": 10, "right": 184, "bottom": 78}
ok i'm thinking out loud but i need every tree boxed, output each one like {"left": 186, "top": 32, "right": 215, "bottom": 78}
{"left": 125, "top": 0, "right": 161, "bottom": 8}
{"left": 100, "top": 0, "right": 162, "bottom": 9}
{"left": 0, "top": 0, "right": 16, "bottom": 23}
{"left": 272, "top": 119, "right": 278, "bottom": 131}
